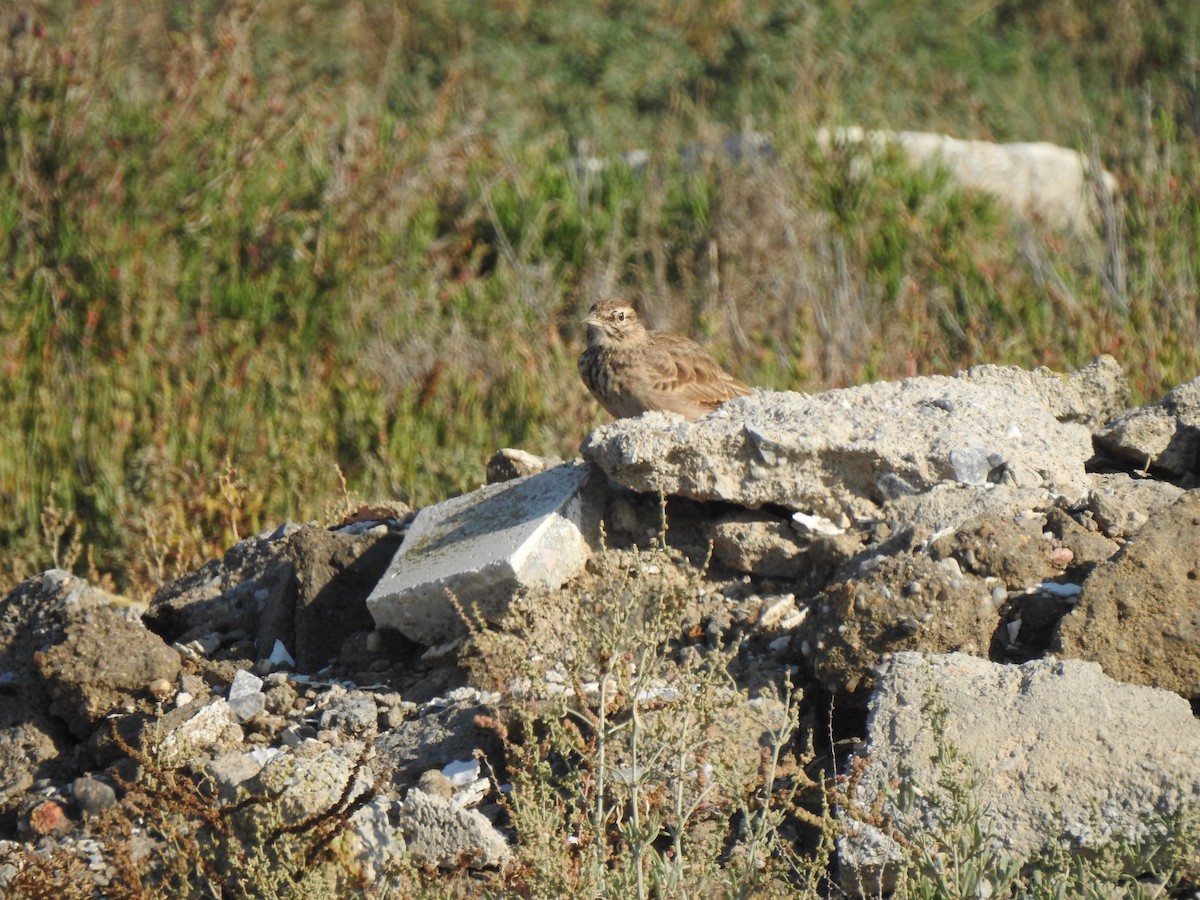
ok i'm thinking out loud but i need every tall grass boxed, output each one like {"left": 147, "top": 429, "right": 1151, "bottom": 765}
{"left": 1, "top": 0, "right": 1198, "bottom": 597}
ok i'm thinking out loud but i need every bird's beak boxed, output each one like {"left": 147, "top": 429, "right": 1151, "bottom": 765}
{"left": 582, "top": 311, "right": 599, "bottom": 327}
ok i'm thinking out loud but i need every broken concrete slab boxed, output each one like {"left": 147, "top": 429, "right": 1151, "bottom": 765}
{"left": 367, "top": 462, "right": 601, "bottom": 644}
{"left": 957, "top": 355, "right": 1128, "bottom": 429}
{"left": 837, "top": 651, "right": 1200, "bottom": 896}
{"left": 1084, "top": 471, "right": 1184, "bottom": 540}
{"left": 1094, "top": 375, "right": 1200, "bottom": 484}
{"left": 1055, "top": 489, "right": 1200, "bottom": 700}
{"left": 581, "top": 362, "right": 1107, "bottom": 524}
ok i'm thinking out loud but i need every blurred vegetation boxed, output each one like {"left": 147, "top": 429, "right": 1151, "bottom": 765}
{"left": 0, "top": 0, "right": 1197, "bottom": 598}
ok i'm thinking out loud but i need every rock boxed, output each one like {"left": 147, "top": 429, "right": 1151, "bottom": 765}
{"left": 146, "top": 523, "right": 402, "bottom": 668}
{"left": 26, "top": 799, "right": 72, "bottom": 838}
{"left": 346, "top": 796, "right": 407, "bottom": 883}
{"left": 397, "top": 788, "right": 510, "bottom": 869}
{"left": 206, "top": 750, "right": 272, "bottom": 802}
{"left": 927, "top": 507, "right": 1114, "bottom": 591}
{"left": 816, "top": 128, "right": 1120, "bottom": 233}
{"left": 797, "top": 555, "right": 998, "bottom": 703}
{"left": 838, "top": 652, "right": 1200, "bottom": 895}
{"left": 265, "top": 639, "right": 296, "bottom": 670}
{"left": 1085, "top": 472, "right": 1185, "bottom": 540}
{"left": 373, "top": 691, "right": 501, "bottom": 793}
{"left": 222, "top": 742, "right": 403, "bottom": 886}
{"left": 0, "top": 722, "right": 61, "bottom": 826}
{"left": 486, "top": 448, "right": 563, "bottom": 484}
{"left": 367, "top": 462, "right": 601, "bottom": 644}
{"left": 1094, "top": 376, "right": 1200, "bottom": 484}
{"left": 958, "top": 356, "right": 1129, "bottom": 429}
{"left": 226, "top": 669, "right": 266, "bottom": 723}
{"left": 581, "top": 363, "right": 1102, "bottom": 524}
{"left": 710, "top": 511, "right": 812, "bottom": 578}
{"left": 161, "top": 699, "right": 244, "bottom": 756}
{"left": 144, "top": 531, "right": 297, "bottom": 654}
{"left": 0, "top": 571, "right": 105, "bottom": 818}
{"left": 1039, "top": 505, "right": 1121, "bottom": 573}
{"left": 312, "top": 685, "right": 379, "bottom": 739}
{"left": 289, "top": 526, "right": 398, "bottom": 670}
{"left": 579, "top": 129, "right": 1118, "bottom": 233}
{"left": 1054, "top": 489, "right": 1200, "bottom": 699}
{"left": 416, "top": 769, "right": 456, "bottom": 801}
{"left": 884, "top": 483, "right": 1062, "bottom": 549}
{"left": 439, "top": 758, "right": 488, "bottom": 808}
{"left": 246, "top": 742, "right": 373, "bottom": 824}
{"left": 71, "top": 776, "right": 117, "bottom": 816}
{"left": 31, "top": 595, "right": 181, "bottom": 742}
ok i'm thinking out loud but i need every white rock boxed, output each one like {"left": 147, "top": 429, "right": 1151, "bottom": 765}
{"left": 759, "top": 595, "right": 800, "bottom": 629}
{"left": 791, "top": 511, "right": 844, "bottom": 536}
{"left": 367, "top": 462, "right": 601, "bottom": 644}
{"left": 227, "top": 669, "right": 266, "bottom": 722}
{"left": 268, "top": 640, "right": 296, "bottom": 668}
{"left": 247, "top": 747, "right": 283, "bottom": 767}
{"left": 816, "top": 127, "right": 1118, "bottom": 233}
{"left": 1036, "top": 581, "right": 1082, "bottom": 598}
{"left": 164, "top": 699, "right": 242, "bottom": 754}
{"left": 451, "top": 778, "right": 491, "bottom": 810}
{"left": 229, "top": 668, "right": 263, "bottom": 698}
{"left": 1006, "top": 619, "right": 1021, "bottom": 644}
{"left": 441, "top": 758, "right": 480, "bottom": 787}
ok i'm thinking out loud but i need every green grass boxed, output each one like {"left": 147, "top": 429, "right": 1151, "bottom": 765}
{"left": 0, "top": 0, "right": 1198, "bottom": 596}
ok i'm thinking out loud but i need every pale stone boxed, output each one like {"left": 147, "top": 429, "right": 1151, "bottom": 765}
{"left": 398, "top": 788, "right": 511, "bottom": 869}
{"left": 165, "top": 698, "right": 243, "bottom": 755}
{"left": 367, "top": 462, "right": 601, "bottom": 644}
{"left": 838, "top": 652, "right": 1200, "bottom": 896}
{"left": 1094, "top": 376, "right": 1200, "bottom": 482}
{"left": 816, "top": 128, "right": 1119, "bottom": 233}
{"left": 581, "top": 363, "right": 1109, "bottom": 526}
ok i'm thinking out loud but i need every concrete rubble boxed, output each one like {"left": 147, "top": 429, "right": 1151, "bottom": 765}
{"left": 1, "top": 355, "right": 1198, "bottom": 893}
{"left": 838, "top": 651, "right": 1200, "bottom": 896}
{"left": 367, "top": 461, "right": 602, "bottom": 644}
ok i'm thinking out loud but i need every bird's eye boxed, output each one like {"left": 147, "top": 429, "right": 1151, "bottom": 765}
{"left": 615, "top": 310, "right": 626, "bottom": 322}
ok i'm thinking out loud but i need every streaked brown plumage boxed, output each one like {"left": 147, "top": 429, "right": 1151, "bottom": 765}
{"left": 578, "top": 298, "right": 750, "bottom": 421}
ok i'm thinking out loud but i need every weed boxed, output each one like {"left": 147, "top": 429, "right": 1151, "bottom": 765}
{"left": 0, "top": 719, "right": 383, "bottom": 898}
{"left": 467, "top": 514, "right": 837, "bottom": 898}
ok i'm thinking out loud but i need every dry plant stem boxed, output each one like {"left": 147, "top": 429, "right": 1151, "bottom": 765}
{"left": 743, "top": 675, "right": 799, "bottom": 874}
{"left": 593, "top": 663, "right": 611, "bottom": 886}
{"left": 628, "top": 662, "right": 647, "bottom": 900}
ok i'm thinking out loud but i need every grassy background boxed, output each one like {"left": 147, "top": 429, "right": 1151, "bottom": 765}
{"left": 1, "top": 0, "right": 1197, "bottom": 598}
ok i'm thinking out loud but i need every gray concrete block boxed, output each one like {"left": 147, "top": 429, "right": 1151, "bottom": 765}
{"left": 838, "top": 651, "right": 1200, "bottom": 896}
{"left": 366, "top": 462, "right": 600, "bottom": 644}
{"left": 580, "top": 360, "right": 1123, "bottom": 529}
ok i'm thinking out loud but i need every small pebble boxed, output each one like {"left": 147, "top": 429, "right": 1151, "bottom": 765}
{"left": 27, "top": 800, "right": 71, "bottom": 837}
{"left": 416, "top": 770, "right": 455, "bottom": 800}
{"left": 72, "top": 776, "right": 117, "bottom": 817}
{"left": 1050, "top": 547, "right": 1074, "bottom": 568}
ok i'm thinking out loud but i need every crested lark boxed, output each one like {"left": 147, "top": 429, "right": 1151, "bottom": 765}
{"left": 578, "top": 297, "right": 750, "bottom": 421}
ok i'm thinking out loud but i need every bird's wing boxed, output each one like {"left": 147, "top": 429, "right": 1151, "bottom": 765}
{"left": 643, "top": 336, "right": 750, "bottom": 412}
